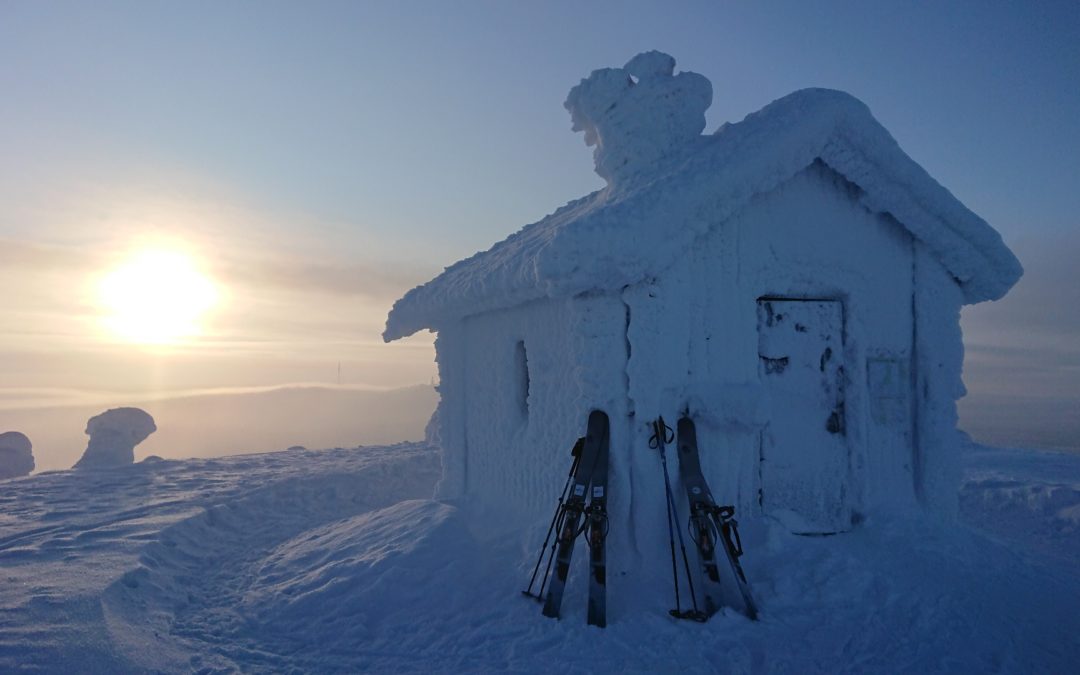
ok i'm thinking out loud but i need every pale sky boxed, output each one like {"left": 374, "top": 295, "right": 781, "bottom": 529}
{"left": 2, "top": 1, "right": 1078, "bottom": 458}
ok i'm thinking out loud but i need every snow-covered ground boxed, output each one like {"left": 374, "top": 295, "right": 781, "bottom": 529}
{"left": 1, "top": 442, "right": 1077, "bottom": 673}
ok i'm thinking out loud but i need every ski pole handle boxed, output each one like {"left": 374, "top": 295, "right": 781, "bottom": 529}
{"left": 649, "top": 416, "right": 674, "bottom": 450}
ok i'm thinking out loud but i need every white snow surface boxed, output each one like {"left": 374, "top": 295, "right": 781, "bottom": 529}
{"left": 0, "top": 441, "right": 1077, "bottom": 673}
{"left": 384, "top": 53, "right": 1022, "bottom": 342}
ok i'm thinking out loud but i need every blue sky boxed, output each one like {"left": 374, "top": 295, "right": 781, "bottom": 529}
{"left": 2, "top": 1, "right": 1078, "bottom": 450}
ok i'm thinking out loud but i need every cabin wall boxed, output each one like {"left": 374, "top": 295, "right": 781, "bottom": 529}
{"left": 625, "top": 163, "right": 920, "bottom": 535}
{"left": 435, "top": 295, "right": 630, "bottom": 532}
{"left": 736, "top": 164, "right": 918, "bottom": 517}
{"left": 432, "top": 321, "right": 468, "bottom": 500}
{"left": 430, "top": 162, "right": 964, "bottom": 603}
{"left": 912, "top": 243, "right": 965, "bottom": 518}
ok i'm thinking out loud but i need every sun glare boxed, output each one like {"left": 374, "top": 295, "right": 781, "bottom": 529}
{"left": 98, "top": 249, "right": 219, "bottom": 345}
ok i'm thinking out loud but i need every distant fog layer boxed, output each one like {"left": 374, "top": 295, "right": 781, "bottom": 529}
{"left": 2, "top": 385, "right": 438, "bottom": 471}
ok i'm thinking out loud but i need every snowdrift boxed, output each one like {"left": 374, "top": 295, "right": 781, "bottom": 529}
{"left": 0, "top": 442, "right": 1077, "bottom": 672}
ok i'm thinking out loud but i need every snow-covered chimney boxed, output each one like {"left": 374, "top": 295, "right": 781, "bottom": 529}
{"left": 564, "top": 51, "right": 712, "bottom": 185}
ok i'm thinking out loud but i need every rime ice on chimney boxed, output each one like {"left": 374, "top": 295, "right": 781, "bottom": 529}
{"left": 565, "top": 50, "right": 712, "bottom": 186}
{"left": 384, "top": 52, "right": 1021, "bottom": 544}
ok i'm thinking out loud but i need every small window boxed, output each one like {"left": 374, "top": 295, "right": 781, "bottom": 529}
{"left": 515, "top": 340, "right": 530, "bottom": 419}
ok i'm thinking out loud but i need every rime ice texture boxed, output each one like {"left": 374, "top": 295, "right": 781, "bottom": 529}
{"left": 74, "top": 407, "right": 157, "bottom": 469}
{"left": 384, "top": 56, "right": 1020, "bottom": 343}
{"left": 0, "top": 431, "right": 34, "bottom": 479}
{"left": 383, "top": 52, "right": 1023, "bottom": 553}
{"left": 564, "top": 50, "right": 711, "bottom": 185}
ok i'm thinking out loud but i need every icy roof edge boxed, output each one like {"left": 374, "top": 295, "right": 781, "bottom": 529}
{"left": 384, "top": 88, "right": 1022, "bottom": 342}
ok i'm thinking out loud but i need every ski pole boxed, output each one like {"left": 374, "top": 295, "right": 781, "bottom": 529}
{"left": 651, "top": 416, "right": 705, "bottom": 622}
{"left": 651, "top": 418, "right": 681, "bottom": 613}
{"left": 523, "top": 437, "right": 584, "bottom": 600}
{"left": 666, "top": 476, "right": 704, "bottom": 621}
{"left": 663, "top": 452, "right": 683, "bottom": 614}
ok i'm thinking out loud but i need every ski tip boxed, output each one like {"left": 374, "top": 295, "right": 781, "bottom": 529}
{"left": 588, "top": 409, "right": 610, "bottom": 424}
{"left": 571, "top": 437, "right": 585, "bottom": 457}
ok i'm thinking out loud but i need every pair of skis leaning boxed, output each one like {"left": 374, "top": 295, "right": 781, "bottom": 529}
{"left": 523, "top": 411, "right": 753, "bottom": 626}
{"left": 522, "top": 410, "right": 610, "bottom": 627}
{"left": 651, "top": 415, "right": 757, "bottom": 621}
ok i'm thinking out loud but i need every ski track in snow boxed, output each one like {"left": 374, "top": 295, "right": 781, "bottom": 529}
{"left": 1, "top": 443, "right": 1078, "bottom": 673}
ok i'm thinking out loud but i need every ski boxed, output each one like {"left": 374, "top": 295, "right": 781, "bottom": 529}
{"left": 542, "top": 410, "right": 609, "bottom": 621}
{"left": 585, "top": 413, "right": 610, "bottom": 627}
{"left": 522, "top": 437, "right": 584, "bottom": 603}
{"left": 676, "top": 416, "right": 757, "bottom": 620}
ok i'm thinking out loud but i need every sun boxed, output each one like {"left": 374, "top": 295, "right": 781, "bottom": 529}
{"left": 98, "top": 248, "right": 219, "bottom": 345}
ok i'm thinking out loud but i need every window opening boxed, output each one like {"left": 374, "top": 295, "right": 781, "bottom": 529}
{"left": 515, "top": 340, "right": 530, "bottom": 420}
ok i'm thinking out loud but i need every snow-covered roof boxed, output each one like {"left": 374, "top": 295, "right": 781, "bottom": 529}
{"left": 384, "top": 53, "right": 1022, "bottom": 342}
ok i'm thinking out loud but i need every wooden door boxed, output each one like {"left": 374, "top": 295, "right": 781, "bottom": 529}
{"left": 757, "top": 298, "right": 850, "bottom": 533}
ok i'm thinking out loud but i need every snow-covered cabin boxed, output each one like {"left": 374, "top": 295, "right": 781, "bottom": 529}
{"left": 384, "top": 52, "right": 1021, "bottom": 540}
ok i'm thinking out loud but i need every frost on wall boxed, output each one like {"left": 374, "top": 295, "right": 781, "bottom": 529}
{"left": 0, "top": 431, "right": 34, "bottom": 479}
{"left": 914, "top": 245, "right": 966, "bottom": 518}
{"left": 385, "top": 51, "right": 1023, "bottom": 527}
{"left": 431, "top": 322, "right": 468, "bottom": 500}
{"left": 565, "top": 50, "right": 711, "bottom": 186}
{"left": 74, "top": 408, "right": 157, "bottom": 469}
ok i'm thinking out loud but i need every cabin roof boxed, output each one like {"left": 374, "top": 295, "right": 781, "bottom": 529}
{"left": 385, "top": 72, "right": 1021, "bottom": 342}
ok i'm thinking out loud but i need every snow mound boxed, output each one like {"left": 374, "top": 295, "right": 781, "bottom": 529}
{"left": 242, "top": 500, "right": 467, "bottom": 644}
{"left": 101, "top": 450, "right": 441, "bottom": 672}
{"left": 74, "top": 407, "right": 156, "bottom": 469}
{"left": 385, "top": 53, "right": 1021, "bottom": 341}
{"left": 0, "top": 431, "right": 34, "bottom": 479}
{"left": 960, "top": 444, "right": 1080, "bottom": 566}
